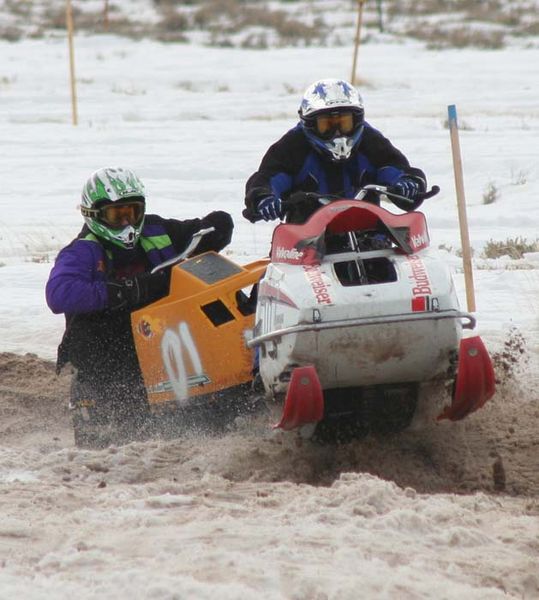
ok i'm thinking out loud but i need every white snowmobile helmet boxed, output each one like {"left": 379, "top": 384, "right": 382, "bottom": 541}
{"left": 80, "top": 167, "right": 146, "bottom": 250}
{"left": 299, "top": 78, "right": 365, "bottom": 161}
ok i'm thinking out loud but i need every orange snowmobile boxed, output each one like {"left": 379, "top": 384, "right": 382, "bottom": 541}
{"left": 128, "top": 229, "right": 268, "bottom": 435}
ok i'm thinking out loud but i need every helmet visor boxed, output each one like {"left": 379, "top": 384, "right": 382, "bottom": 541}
{"left": 99, "top": 201, "right": 145, "bottom": 228}
{"left": 315, "top": 112, "right": 356, "bottom": 139}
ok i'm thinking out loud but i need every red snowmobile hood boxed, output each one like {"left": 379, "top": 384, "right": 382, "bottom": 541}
{"left": 271, "top": 200, "right": 430, "bottom": 265}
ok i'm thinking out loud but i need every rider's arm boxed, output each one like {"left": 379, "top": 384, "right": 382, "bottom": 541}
{"left": 161, "top": 211, "right": 233, "bottom": 255}
{"left": 46, "top": 240, "right": 109, "bottom": 315}
{"left": 244, "top": 126, "right": 309, "bottom": 217}
{"left": 360, "top": 124, "right": 426, "bottom": 188}
{"left": 359, "top": 124, "right": 427, "bottom": 210}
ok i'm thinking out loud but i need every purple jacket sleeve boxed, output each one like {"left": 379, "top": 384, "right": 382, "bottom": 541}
{"left": 46, "top": 240, "right": 109, "bottom": 315}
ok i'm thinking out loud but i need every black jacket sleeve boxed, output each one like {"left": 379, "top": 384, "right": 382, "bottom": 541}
{"left": 360, "top": 125, "right": 426, "bottom": 184}
{"left": 359, "top": 125, "right": 427, "bottom": 210}
{"left": 245, "top": 127, "right": 311, "bottom": 217}
{"left": 162, "top": 211, "right": 234, "bottom": 255}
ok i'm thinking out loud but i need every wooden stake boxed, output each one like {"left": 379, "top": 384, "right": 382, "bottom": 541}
{"left": 104, "top": 0, "right": 109, "bottom": 31}
{"left": 376, "top": 0, "right": 384, "bottom": 33}
{"left": 350, "top": 0, "right": 367, "bottom": 85}
{"left": 66, "top": 0, "right": 78, "bottom": 126}
{"left": 448, "top": 104, "right": 476, "bottom": 312}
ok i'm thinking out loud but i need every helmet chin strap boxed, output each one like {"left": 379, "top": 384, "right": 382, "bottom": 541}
{"left": 115, "top": 225, "right": 138, "bottom": 249}
{"left": 326, "top": 136, "right": 354, "bottom": 161}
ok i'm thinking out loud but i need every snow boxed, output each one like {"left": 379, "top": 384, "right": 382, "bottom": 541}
{"left": 1, "top": 436, "right": 538, "bottom": 600}
{"left": 0, "top": 6, "right": 538, "bottom": 599}
{"left": 1, "top": 35, "right": 538, "bottom": 357}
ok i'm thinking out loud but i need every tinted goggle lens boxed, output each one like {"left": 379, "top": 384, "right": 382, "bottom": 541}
{"left": 99, "top": 201, "right": 144, "bottom": 227}
{"left": 315, "top": 112, "right": 355, "bottom": 138}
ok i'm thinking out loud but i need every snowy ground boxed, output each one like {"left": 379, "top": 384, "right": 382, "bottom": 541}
{"left": 0, "top": 8, "right": 539, "bottom": 599}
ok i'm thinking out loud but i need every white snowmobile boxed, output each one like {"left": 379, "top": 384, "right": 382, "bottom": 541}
{"left": 245, "top": 185, "right": 495, "bottom": 441}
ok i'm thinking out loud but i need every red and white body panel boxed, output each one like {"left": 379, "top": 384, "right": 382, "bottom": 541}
{"left": 255, "top": 248, "right": 468, "bottom": 395}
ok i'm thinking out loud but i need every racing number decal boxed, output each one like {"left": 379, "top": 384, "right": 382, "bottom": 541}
{"left": 161, "top": 322, "right": 204, "bottom": 405}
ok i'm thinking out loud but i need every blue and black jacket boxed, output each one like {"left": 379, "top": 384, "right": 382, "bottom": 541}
{"left": 244, "top": 122, "right": 427, "bottom": 219}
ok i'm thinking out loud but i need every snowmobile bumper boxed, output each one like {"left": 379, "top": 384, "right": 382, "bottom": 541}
{"left": 248, "top": 310, "right": 475, "bottom": 348}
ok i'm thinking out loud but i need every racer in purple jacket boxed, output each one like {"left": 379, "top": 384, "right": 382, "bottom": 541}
{"left": 46, "top": 167, "right": 233, "bottom": 444}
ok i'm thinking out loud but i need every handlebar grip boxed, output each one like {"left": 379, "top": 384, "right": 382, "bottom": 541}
{"left": 242, "top": 207, "right": 262, "bottom": 223}
{"left": 420, "top": 185, "right": 440, "bottom": 200}
{"left": 386, "top": 184, "right": 440, "bottom": 204}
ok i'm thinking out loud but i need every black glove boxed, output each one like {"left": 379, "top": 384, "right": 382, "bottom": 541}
{"left": 107, "top": 271, "right": 169, "bottom": 310}
{"left": 198, "top": 210, "right": 234, "bottom": 252}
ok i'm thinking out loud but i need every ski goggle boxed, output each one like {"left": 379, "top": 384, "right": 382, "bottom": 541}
{"left": 82, "top": 200, "right": 145, "bottom": 228}
{"left": 315, "top": 112, "right": 356, "bottom": 139}
{"left": 99, "top": 201, "right": 145, "bottom": 227}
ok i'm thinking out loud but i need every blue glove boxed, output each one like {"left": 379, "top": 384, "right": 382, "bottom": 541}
{"left": 393, "top": 177, "right": 421, "bottom": 200}
{"left": 256, "top": 195, "right": 282, "bottom": 221}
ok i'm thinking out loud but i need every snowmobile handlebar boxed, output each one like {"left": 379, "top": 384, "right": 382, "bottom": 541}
{"left": 243, "top": 185, "right": 440, "bottom": 222}
{"left": 362, "top": 184, "right": 440, "bottom": 205}
{"left": 150, "top": 227, "right": 215, "bottom": 274}
{"left": 287, "top": 185, "right": 440, "bottom": 207}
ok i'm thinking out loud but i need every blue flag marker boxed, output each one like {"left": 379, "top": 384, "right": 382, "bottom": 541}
{"left": 448, "top": 104, "right": 458, "bottom": 127}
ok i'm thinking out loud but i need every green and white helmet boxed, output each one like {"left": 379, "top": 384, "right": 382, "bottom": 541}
{"left": 80, "top": 167, "right": 146, "bottom": 249}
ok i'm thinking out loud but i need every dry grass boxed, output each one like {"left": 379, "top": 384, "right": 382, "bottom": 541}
{"left": 482, "top": 181, "right": 500, "bottom": 205}
{"left": 481, "top": 237, "right": 539, "bottom": 260}
{"left": 157, "top": 9, "right": 189, "bottom": 33}
{"left": 515, "top": 20, "right": 539, "bottom": 36}
{"left": 5, "top": 0, "right": 32, "bottom": 17}
{"left": 385, "top": 0, "right": 534, "bottom": 48}
{"left": 1, "top": 0, "right": 536, "bottom": 48}
{"left": 510, "top": 168, "right": 528, "bottom": 186}
{"left": 387, "top": 0, "right": 527, "bottom": 23}
{"left": 38, "top": 3, "right": 186, "bottom": 41}
{"left": 407, "top": 24, "right": 506, "bottom": 50}
{"left": 0, "top": 75, "right": 17, "bottom": 87}
{"left": 193, "top": 0, "right": 326, "bottom": 47}
{"left": 10, "top": 0, "right": 326, "bottom": 47}
{"left": 443, "top": 117, "right": 473, "bottom": 131}
{"left": 0, "top": 25, "right": 23, "bottom": 42}
{"left": 155, "top": 7, "right": 189, "bottom": 42}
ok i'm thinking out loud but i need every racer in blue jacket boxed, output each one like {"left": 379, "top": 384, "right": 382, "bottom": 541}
{"left": 46, "top": 167, "right": 233, "bottom": 441}
{"left": 244, "top": 78, "right": 427, "bottom": 222}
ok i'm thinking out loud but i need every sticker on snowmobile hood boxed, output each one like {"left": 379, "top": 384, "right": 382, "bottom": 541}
{"left": 406, "top": 254, "right": 432, "bottom": 296}
{"left": 135, "top": 314, "right": 166, "bottom": 339}
{"left": 274, "top": 246, "right": 304, "bottom": 262}
{"left": 138, "top": 319, "right": 153, "bottom": 338}
{"left": 405, "top": 255, "right": 438, "bottom": 312}
{"left": 409, "top": 231, "right": 430, "bottom": 251}
{"left": 303, "top": 264, "right": 333, "bottom": 305}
